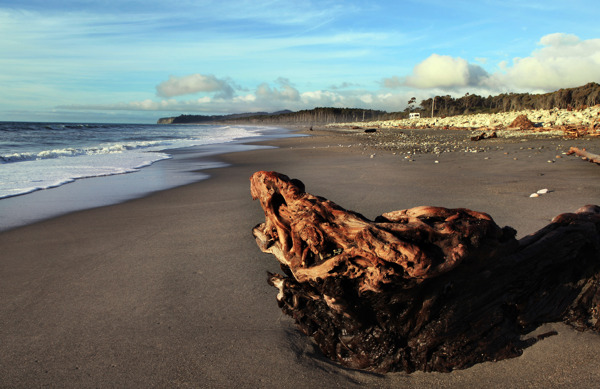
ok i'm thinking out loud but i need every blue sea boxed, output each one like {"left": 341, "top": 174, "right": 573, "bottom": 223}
{"left": 0, "top": 121, "right": 292, "bottom": 230}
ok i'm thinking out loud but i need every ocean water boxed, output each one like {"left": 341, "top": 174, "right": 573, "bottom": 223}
{"left": 0, "top": 121, "right": 282, "bottom": 198}
{"left": 0, "top": 121, "right": 292, "bottom": 230}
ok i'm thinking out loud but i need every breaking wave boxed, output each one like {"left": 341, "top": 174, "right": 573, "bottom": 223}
{"left": 0, "top": 141, "right": 165, "bottom": 163}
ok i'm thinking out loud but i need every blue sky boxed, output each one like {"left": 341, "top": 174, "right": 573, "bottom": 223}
{"left": 2, "top": 0, "right": 600, "bottom": 123}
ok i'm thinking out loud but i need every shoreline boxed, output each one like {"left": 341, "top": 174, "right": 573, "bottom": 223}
{"left": 1, "top": 126, "right": 600, "bottom": 387}
{"left": 0, "top": 126, "right": 298, "bottom": 232}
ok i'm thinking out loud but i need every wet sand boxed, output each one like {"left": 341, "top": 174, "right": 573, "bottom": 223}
{"left": 1, "top": 128, "right": 600, "bottom": 387}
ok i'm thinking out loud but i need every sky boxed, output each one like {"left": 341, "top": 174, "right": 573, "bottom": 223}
{"left": 2, "top": 0, "right": 600, "bottom": 123}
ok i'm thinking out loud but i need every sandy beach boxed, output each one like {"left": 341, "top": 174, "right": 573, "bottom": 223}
{"left": 1, "top": 127, "right": 600, "bottom": 388}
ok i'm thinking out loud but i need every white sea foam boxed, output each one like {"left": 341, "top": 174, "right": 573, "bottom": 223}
{"left": 0, "top": 150, "right": 172, "bottom": 199}
{"left": 0, "top": 141, "right": 165, "bottom": 163}
{"left": 0, "top": 123, "right": 272, "bottom": 199}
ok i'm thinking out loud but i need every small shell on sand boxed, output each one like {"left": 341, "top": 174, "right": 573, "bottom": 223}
{"left": 530, "top": 193, "right": 540, "bottom": 198}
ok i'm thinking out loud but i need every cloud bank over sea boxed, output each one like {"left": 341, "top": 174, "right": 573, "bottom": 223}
{"left": 60, "top": 33, "right": 600, "bottom": 117}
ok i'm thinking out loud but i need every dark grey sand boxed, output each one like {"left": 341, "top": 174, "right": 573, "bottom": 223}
{"left": 1, "top": 128, "right": 600, "bottom": 388}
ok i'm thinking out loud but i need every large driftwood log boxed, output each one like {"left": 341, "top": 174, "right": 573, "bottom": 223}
{"left": 250, "top": 171, "right": 600, "bottom": 373}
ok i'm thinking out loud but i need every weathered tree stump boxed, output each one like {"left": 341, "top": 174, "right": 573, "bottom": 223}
{"left": 250, "top": 171, "right": 600, "bottom": 373}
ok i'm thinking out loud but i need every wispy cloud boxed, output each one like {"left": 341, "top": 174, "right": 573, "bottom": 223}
{"left": 58, "top": 83, "right": 417, "bottom": 115}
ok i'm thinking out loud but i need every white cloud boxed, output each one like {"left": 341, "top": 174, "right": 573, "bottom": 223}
{"left": 299, "top": 90, "right": 342, "bottom": 107}
{"left": 55, "top": 33, "right": 600, "bottom": 119}
{"left": 156, "top": 74, "right": 234, "bottom": 98}
{"left": 255, "top": 79, "right": 301, "bottom": 102}
{"left": 404, "top": 54, "right": 489, "bottom": 89}
{"left": 496, "top": 33, "right": 600, "bottom": 90}
{"left": 394, "top": 33, "right": 600, "bottom": 93}
{"left": 539, "top": 32, "right": 581, "bottom": 46}
{"left": 58, "top": 86, "right": 418, "bottom": 114}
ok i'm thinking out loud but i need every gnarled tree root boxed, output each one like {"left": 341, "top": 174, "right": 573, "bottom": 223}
{"left": 250, "top": 171, "right": 600, "bottom": 373}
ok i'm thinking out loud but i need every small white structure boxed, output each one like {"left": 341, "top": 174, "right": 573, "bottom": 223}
{"left": 409, "top": 113, "right": 420, "bottom": 119}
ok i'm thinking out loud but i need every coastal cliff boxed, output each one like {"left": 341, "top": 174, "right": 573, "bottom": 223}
{"left": 157, "top": 117, "right": 175, "bottom": 124}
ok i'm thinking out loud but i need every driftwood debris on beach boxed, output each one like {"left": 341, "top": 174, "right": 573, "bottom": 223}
{"left": 250, "top": 171, "right": 600, "bottom": 373}
{"left": 567, "top": 146, "right": 600, "bottom": 164}
{"left": 470, "top": 131, "right": 497, "bottom": 141}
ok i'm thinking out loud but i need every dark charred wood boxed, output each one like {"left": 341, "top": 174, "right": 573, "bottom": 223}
{"left": 471, "top": 132, "right": 487, "bottom": 141}
{"left": 250, "top": 171, "right": 600, "bottom": 373}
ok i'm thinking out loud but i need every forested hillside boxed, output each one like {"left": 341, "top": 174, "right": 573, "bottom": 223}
{"left": 157, "top": 110, "right": 292, "bottom": 124}
{"left": 419, "top": 82, "right": 600, "bottom": 117}
{"left": 225, "top": 108, "right": 393, "bottom": 124}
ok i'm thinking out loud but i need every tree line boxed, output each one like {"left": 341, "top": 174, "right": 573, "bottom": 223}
{"left": 157, "top": 83, "right": 600, "bottom": 124}
{"left": 227, "top": 107, "right": 393, "bottom": 124}
{"left": 417, "top": 82, "right": 600, "bottom": 117}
